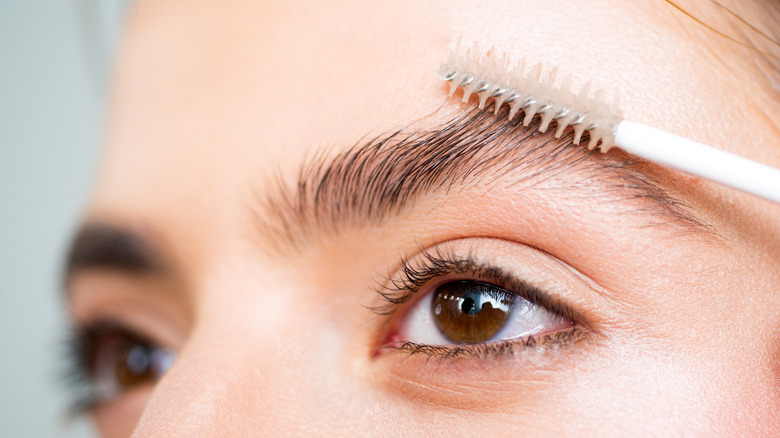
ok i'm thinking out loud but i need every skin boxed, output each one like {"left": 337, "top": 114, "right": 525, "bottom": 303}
{"left": 67, "top": 0, "right": 780, "bottom": 436}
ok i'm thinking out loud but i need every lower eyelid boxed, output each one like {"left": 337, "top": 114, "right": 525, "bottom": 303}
{"left": 372, "top": 329, "right": 590, "bottom": 411}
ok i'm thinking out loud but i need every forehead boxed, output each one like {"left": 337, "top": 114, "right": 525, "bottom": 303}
{"left": 91, "top": 0, "right": 773, "bottom": 222}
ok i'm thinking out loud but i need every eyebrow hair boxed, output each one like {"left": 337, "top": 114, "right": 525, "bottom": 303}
{"left": 257, "top": 105, "right": 715, "bottom": 252}
{"left": 64, "top": 223, "right": 163, "bottom": 283}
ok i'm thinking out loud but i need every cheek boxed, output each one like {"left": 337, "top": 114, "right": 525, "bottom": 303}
{"left": 552, "top": 343, "right": 769, "bottom": 434}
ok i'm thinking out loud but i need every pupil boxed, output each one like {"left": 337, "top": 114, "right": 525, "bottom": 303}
{"left": 126, "top": 345, "right": 151, "bottom": 374}
{"left": 460, "top": 294, "right": 478, "bottom": 314}
{"left": 431, "top": 281, "right": 514, "bottom": 344}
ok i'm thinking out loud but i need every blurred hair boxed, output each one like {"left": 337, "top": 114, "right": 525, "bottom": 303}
{"left": 667, "top": 0, "right": 780, "bottom": 97}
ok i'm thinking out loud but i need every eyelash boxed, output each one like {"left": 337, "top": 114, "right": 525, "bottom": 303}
{"left": 63, "top": 324, "right": 103, "bottom": 415}
{"left": 372, "top": 247, "right": 589, "bottom": 359}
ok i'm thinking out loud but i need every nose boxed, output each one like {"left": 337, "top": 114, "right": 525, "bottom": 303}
{"left": 130, "top": 327, "right": 281, "bottom": 436}
{"left": 128, "top": 303, "right": 369, "bottom": 437}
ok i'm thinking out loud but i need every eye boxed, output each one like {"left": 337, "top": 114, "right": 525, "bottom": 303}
{"left": 66, "top": 322, "right": 176, "bottom": 411}
{"left": 399, "top": 279, "right": 573, "bottom": 346}
{"left": 373, "top": 240, "right": 590, "bottom": 357}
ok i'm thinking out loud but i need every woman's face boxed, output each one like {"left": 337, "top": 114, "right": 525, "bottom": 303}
{"left": 66, "top": 1, "right": 780, "bottom": 436}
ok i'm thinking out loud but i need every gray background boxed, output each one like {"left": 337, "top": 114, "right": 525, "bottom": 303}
{"left": 1, "top": 1, "right": 129, "bottom": 436}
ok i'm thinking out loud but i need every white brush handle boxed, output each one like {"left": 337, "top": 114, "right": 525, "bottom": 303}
{"left": 615, "top": 121, "right": 780, "bottom": 204}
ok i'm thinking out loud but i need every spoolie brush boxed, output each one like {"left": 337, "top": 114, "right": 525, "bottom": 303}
{"left": 438, "top": 39, "right": 780, "bottom": 204}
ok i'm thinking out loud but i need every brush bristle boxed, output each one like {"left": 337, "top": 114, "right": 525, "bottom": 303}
{"left": 438, "top": 39, "right": 623, "bottom": 152}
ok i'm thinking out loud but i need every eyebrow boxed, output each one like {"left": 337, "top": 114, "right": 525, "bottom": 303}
{"left": 258, "top": 105, "right": 714, "bottom": 251}
{"left": 64, "top": 223, "right": 164, "bottom": 283}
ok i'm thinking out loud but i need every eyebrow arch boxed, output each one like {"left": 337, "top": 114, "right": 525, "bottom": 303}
{"left": 258, "top": 105, "right": 715, "bottom": 252}
{"left": 64, "top": 223, "right": 164, "bottom": 285}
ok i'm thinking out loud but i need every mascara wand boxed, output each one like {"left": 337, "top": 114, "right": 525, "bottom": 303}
{"left": 439, "top": 40, "right": 780, "bottom": 204}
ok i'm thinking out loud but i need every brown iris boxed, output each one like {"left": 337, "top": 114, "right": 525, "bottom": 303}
{"left": 95, "top": 335, "right": 157, "bottom": 393}
{"left": 431, "top": 281, "right": 515, "bottom": 344}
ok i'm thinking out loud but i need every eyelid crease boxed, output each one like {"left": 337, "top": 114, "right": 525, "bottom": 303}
{"left": 256, "top": 105, "right": 716, "bottom": 254}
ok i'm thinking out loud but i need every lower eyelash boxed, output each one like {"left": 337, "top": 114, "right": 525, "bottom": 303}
{"left": 382, "top": 327, "right": 587, "bottom": 361}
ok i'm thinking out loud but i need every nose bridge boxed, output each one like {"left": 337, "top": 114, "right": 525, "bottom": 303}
{"left": 130, "top": 326, "right": 278, "bottom": 437}
{"left": 128, "top": 260, "right": 313, "bottom": 436}
{"left": 129, "top": 261, "right": 370, "bottom": 436}
{"left": 128, "top": 285, "right": 355, "bottom": 436}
